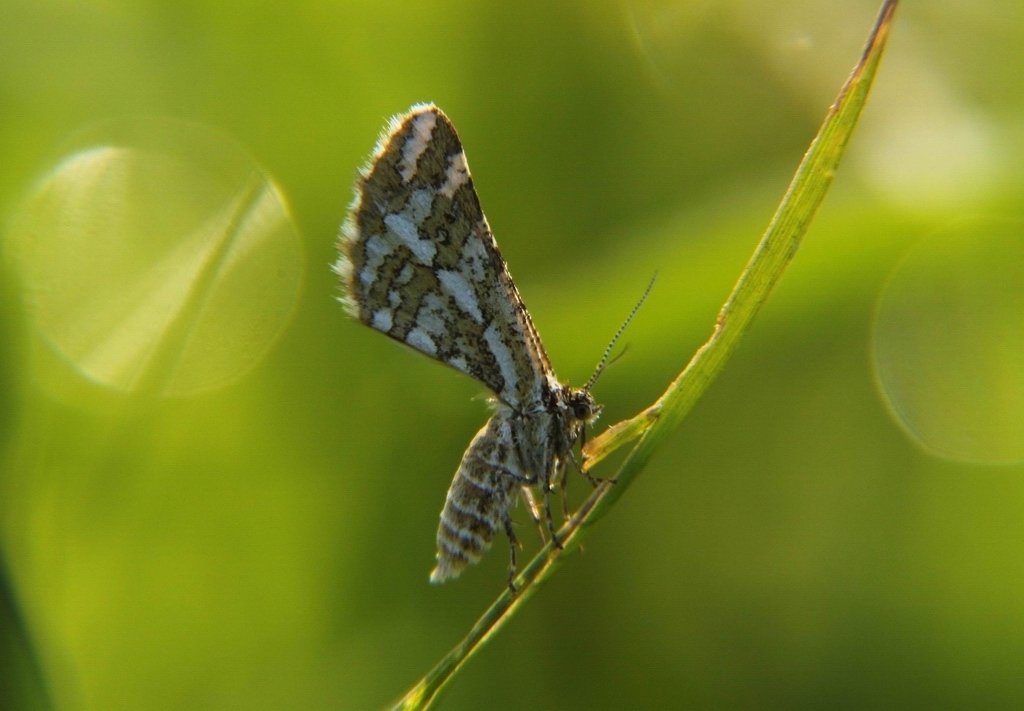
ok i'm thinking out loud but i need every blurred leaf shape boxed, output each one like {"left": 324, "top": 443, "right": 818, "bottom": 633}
{"left": 873, "top": 216, "right": 1024, "bottom": 464}
{"left": 5, "top": 120, "right": 303, "bottom": 397}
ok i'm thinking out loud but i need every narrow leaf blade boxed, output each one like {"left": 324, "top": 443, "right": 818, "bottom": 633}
{"left": 389, "top": 2, "right": 898, "bottom": 708}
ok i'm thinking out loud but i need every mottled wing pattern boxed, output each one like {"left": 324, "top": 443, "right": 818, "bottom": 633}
{"left": 430, "top": 411, "right": 524, "bottom": 583}
{"left": 336, "top": 104, "right": 607, "bottom": 588}
{"left": 336, "top": 104, "right": 552, "bottom": 409}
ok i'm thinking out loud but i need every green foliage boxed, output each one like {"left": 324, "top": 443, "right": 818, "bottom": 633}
{"left": 1, "top": 1, "right": 1023, "bottom": 710}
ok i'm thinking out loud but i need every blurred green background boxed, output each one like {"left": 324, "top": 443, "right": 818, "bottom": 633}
{"left": 2, "top": 0, "right": 1024, "bottom": 709}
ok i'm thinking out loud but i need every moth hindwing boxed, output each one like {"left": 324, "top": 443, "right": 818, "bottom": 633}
{"left": 336, "top": 104, "right": 600, "bottom": 588}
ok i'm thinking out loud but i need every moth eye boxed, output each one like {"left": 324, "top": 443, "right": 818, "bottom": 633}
{"left": 573, "top": 403, "right": 590, "bottom": 419}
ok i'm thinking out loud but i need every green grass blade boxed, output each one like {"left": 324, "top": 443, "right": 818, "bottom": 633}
{"left": 389, "top": 2, "right": 898, "bottom": 709}
{"left": 584, "top": 0, "right": 897, "bottom": 470}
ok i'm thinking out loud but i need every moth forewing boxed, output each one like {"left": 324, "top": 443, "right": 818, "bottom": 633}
{"left": 338, "top": 103, "right": 600, "bottom": 588}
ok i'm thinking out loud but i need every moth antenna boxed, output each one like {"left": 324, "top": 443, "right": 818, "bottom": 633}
{"left": 604, "top": 343, "right": 631, "bottom": 370}
{"left": 584, "top": 273, "right": 657, "bottom": 393}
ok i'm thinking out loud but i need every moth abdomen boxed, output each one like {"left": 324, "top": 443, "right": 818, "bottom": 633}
{"left": 432, "top": 490, "right": 498, "bottom": 583}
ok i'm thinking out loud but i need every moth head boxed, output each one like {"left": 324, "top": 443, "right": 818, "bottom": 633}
{"left": 566, "top": 388, "right": 601, "bottom": 424}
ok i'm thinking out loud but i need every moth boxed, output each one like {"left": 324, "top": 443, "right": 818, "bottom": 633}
{"left": 335, "top": 104, "right": 648, "bottom": 588}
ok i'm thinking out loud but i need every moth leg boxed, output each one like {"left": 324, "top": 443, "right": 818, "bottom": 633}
{"left": 554, "top": 430, "right": 605, "bottom": 523}
{"left": 542, "top": 476, "right": 562, "bottom": 549}
{"left": 566, "top": 448, "right": 605, "bottom": 487}
{"left": 578, "top": 426, "right": 617, "bottom": 486}
{"left": 476, "top": 454, "right": 534, "bottom": 486}
{"left": 557, "top": 463, "right": 571, "bottom": 522}
{"left": 521, "top": 486, "right": 547, "bottom": 543}
{"left": 504, "top": 513, "right": 519, "bottom": 593}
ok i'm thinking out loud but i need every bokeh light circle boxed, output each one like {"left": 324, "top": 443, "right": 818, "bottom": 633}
{"left": 5, "top": 118, "right": 304, "bottom": 397}
{"left": 872, "top": 217, "right": 1024, "bottom": 465}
